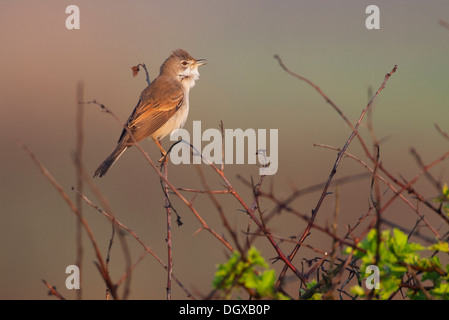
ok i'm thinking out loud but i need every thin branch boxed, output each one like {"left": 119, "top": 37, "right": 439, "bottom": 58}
{"left": 405, "top": 265, "right": 433, "bottom": 300}
{"left": 195, "top": 165, "right": 244, "bottom": 256}
{"left": 169, "top": 187, "right": 231, "bottom": 195}
{"left": 435, "top": 123, "right": 449, "bottom": 142}
{"left": 161, "top": 161, "right": 173, "bottom": 300}
{"left": 410, "top": 147, "right": 443, "bottom": 192}
{"left": 132, "top": 63, "right": 151, "bottom": 86}
{"left": 275, "top": 62, "right": 398, "bottom": 287}
{"left": 315, "top": 143, "right": 442, "bottom": 239}
{"left": 85, "top": 100, "right": 234, "bottom": 252}
{"left": 168, "top": 127, "right": 307, "bottom": 282}
{"left": 381, "top": 148, "right": 449, "bottom": 228}
{"left": 74, "top": 80, "right": 84, "bottom": 300}
{"left": 19, "top": 141, "right": 119, "bottom": 300}
{"left": 42, "top": 279, "right": 66, "bottom": 300}
{"left": 209, "top": 160, "right": 307, "bottom": 282}
{"left": 78, "top": 158, "right": 133, "bottom": 299}
{"left": 239, "top": 172, "right": 370, "bottom": 227}
{"left": 76, "top": 190, "right": 195, "bottom": 299}
{"left": 116, "top": 250, "right": 147, "bottom": 288}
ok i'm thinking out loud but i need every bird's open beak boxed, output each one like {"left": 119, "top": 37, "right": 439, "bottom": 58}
{"left": 194, "top": 59, "right": 207, "bottom": 67}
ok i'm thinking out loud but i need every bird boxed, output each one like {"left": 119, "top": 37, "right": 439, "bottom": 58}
{"left": 93, "top": 49, "right": 206, "bottom": 178}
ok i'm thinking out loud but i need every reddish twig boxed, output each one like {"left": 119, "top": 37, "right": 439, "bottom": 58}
{"left": 274, "top": 59, "right": 398, "bottom": 287}
{"left": 161, "top": 161, "right": 173, "bottom": 300}
{"left": 435, "top": 123, "right": 449, "bottom": 141}
{"left": 42, "top": 279, "right": 66, "bottom": 300}
{"left": 19, "top": 141, "right": 119, "bottom": 300}
{"left": 76, "top": 190, "right": 195, "bottom": 299}
{"left": 86, "top": 100, "right": 234, "bottom": 252}
{"left": 74, "top": 81, "right": 84, "bottom": 300}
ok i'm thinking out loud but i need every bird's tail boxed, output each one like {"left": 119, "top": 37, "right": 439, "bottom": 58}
{"left": 93, "top": 142, "right": 128, "bottom": 178}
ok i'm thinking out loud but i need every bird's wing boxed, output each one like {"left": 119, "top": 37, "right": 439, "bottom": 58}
{"left": 119, "top": 79, "right": 184, "bottom": 143}
{"left": 117, "top": 97, "right": 141, "bottom": 143}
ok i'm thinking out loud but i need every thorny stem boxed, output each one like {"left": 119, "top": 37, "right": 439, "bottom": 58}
{"left": 274, "top": 57, "right": 398, "bottom": 288}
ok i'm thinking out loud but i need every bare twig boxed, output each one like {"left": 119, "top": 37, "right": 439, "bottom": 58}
{"left": 74, "top": 80, "right": 84, "bottom": 300}
{"left": 42, "top": 279, "right": 66, "bottom": 300}
{"left": 168, "top": 125, "right": 306, "bottom": 282}
{"left": 410, "top": 147, "right": 443, "bottom": 192}
{"left": 315, "top": 143, "right": 442, "bottom": 239}
{"left": 78, "top": 159, "right": 133, "bottom": 299}
{"left": 116, "top": 250, "right": 147, "bottom": 288}
{"left": 381, "top": 149, "right": 449, "bottom": 228}
{"left": 132, "top": 63, "right": 151, "bottom": 86}
{"left": 19, "top": 141, "right": 119, "bottom": 300}
{"left": 76, "top": 190, "right": 195, "bottom": 299}
{"left": 405, "top": 265, "right": 433, "bottom": 300}
{"left": 274, "top": 60, "right": 398, "bottom": 288}
{"left": 195, "top": 165, "right": 244, "bottom": 255}
{"left": 161, "top": 161, "right": 173, "bottom": 300}
{"left": 435, "top": 123, "right": 449, "bottom": 141}
{"left": 371, "top": 145, "right": 382, "bottom": 299}
{"left": 86, "top": 100, "right": 234, "bottom": 252}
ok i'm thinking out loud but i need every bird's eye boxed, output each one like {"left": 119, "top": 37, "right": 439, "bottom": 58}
{"left": 181, "top": 60, "right": 188, "bottom": 66}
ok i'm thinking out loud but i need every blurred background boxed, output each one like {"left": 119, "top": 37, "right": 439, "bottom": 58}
{"left": 1, "top": 0, "right": 449, "bottom": 299}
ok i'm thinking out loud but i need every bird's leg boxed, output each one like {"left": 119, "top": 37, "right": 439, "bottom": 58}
{"left": 153, "top": 138, "right": 168, "bottom": 163}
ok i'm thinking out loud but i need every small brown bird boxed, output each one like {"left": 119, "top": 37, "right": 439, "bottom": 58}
{"left": 94, "top": 49, "right": 206, "bottom": 178}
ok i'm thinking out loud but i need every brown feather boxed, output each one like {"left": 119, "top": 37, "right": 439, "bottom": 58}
{"left": 123, "top": 76, "right": 184, "bottom": 144}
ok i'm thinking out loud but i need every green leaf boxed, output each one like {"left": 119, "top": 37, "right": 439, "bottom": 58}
{"left": 306, "top": 279, "right": 318, "bottom": 290}
{"left": 248, "top": 246, "right": 268, "bottom": 268}
{"left": 344, "top": 227, "right": 449, "bottom": 300}
{"left": 212, "top": 246, "right": 288, "bottom": 299}
{"left": 432, "top": 283, "right": 449, "bottom": 298}
{"left": 443, "top": 183, "right": 449, "bottom": 198}
{"left": 393, "top": 228, "right": 408, "bottom": 250}
{"left": 256, "top": 270, "right": 276, "bottom": 296}
{"left": 428, "top": 241, "right": 449, "bottom": 253}
{"left": 212, "top": 251, "right": 241, "bottom": 289}
{"left": 350, "top": 285, "right": 365, "bottom": 297}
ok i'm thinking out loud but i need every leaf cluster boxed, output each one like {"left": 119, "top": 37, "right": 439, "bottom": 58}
{"left": 212, "top": 247, "right": 289, "bottom": 300}
{"left": 346, "top": 228, "right": 449, "bottom": 299}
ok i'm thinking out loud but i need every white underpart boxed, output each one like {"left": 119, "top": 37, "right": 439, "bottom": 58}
{"left": 152, "top": 66, "right": 200, "bottom": 140}
{"left": 180, "top": 65, "right": 200, "bottom": 88}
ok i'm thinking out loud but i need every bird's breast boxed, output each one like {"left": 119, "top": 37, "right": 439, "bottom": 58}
{"left": 151, "top": 97, "right": 189, "bottom": 140}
